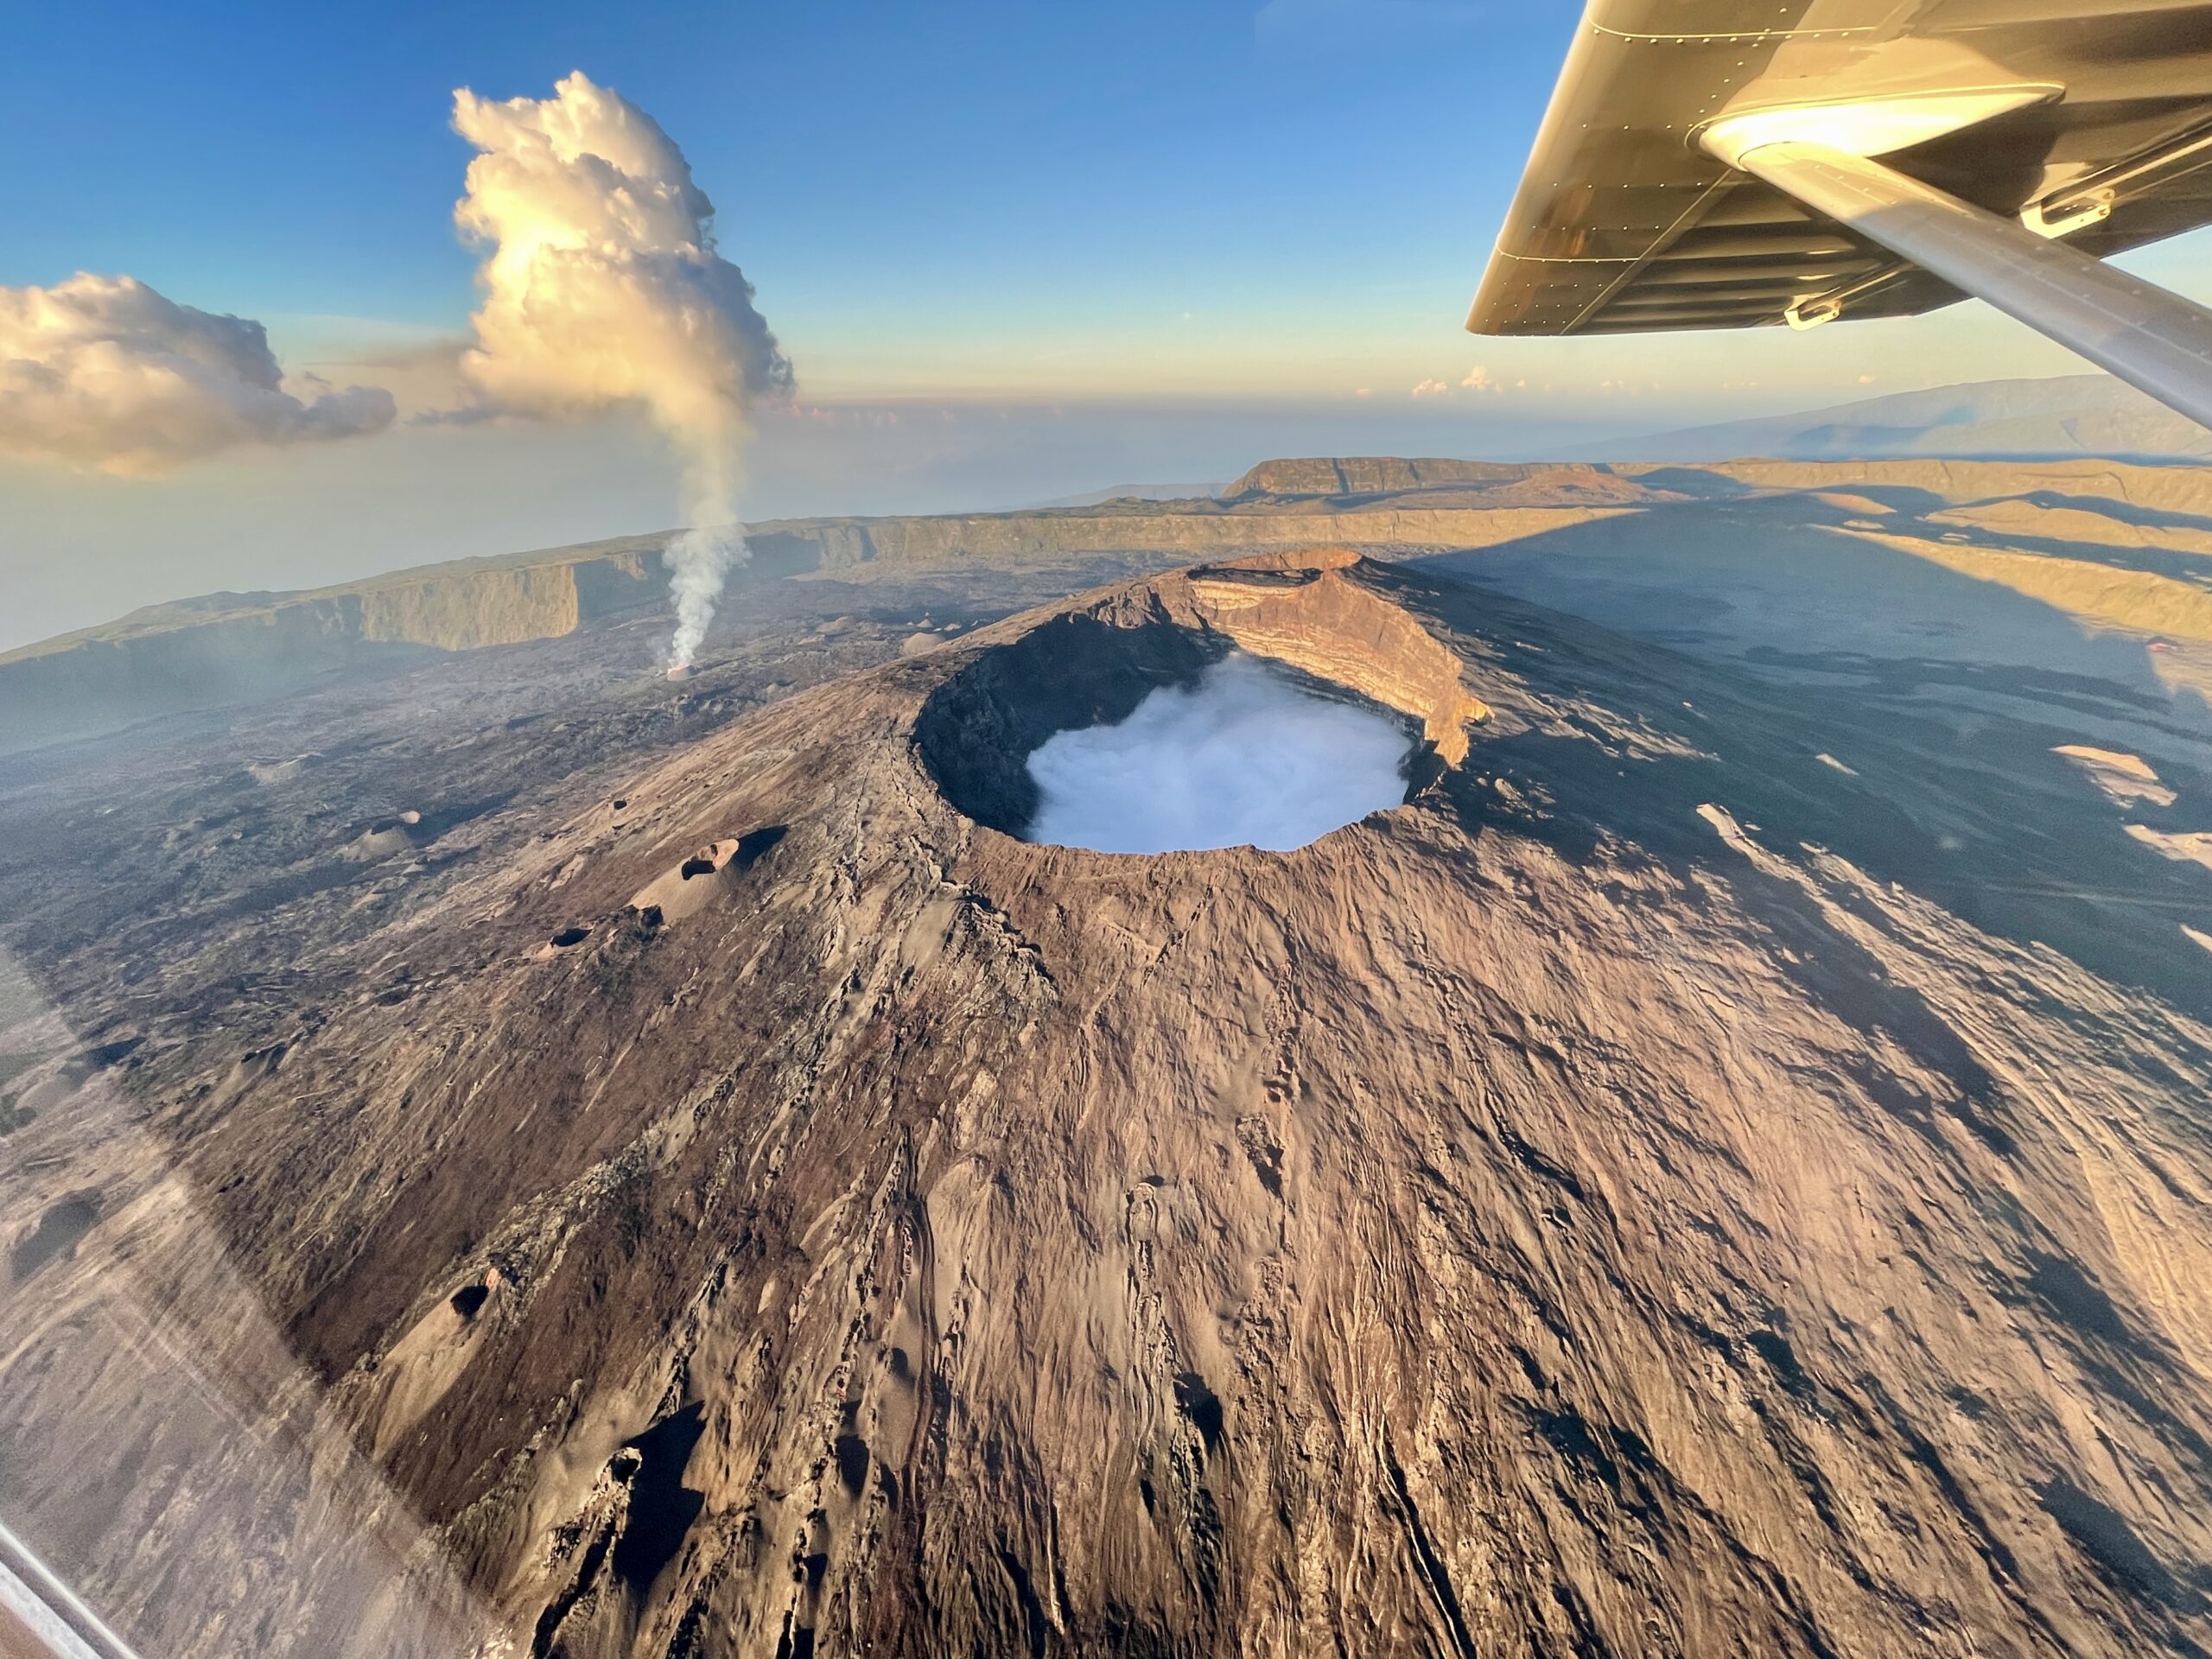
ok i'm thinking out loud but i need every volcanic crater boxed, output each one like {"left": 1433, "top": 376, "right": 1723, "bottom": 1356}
{"left": 914, "top": 549, "right": 1489, "bottom": 848}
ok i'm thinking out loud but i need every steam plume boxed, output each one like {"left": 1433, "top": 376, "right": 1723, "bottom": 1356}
{"left": 0, "top": 274, "right": 394, "bottom": 474}
{"left": 1024, "top": 654, "right": 1412, "bottom": 854}
{"left": 449, "top": 72, "right": 791, "bottom": 666}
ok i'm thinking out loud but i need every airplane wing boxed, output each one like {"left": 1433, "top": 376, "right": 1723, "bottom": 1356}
{"left": 1469, "top": 1, "right": 2212, "bottom": 343}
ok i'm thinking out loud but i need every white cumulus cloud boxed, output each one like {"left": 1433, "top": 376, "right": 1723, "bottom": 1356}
{"left": 0, "top": 274, "right": 396, "bottom": 475}
{"left": 448, "top": 70, "right": 792, "bottom": 667}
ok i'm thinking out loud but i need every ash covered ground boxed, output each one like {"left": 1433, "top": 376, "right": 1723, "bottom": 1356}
{"left": 4, "top": 466, "right": 2212, "bottom": 1657}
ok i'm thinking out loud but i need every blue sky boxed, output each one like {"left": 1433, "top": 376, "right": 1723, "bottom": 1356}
{"left": 4, "top": 1, "right": 2209, "bottom": 648}
{"left": 3, "top": 1, "right": 1580, "bottom": 395}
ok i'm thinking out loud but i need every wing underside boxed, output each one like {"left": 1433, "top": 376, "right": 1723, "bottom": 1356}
{"left": 1469, "top": 1, "right": 2212, "bottom": 338}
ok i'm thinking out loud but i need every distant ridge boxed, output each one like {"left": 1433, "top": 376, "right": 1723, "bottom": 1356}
{"left": 10, "top": 452, "right": 2211, "bottom": 756}
{"left": 1224, "top": 457, "right": 1541, "bottom": 497}
{"left": 1587, "top": 374, "right": 2212, "bottom": 464}
{"left": 1025, "top": 480, "right": 1229, "bottom": 508}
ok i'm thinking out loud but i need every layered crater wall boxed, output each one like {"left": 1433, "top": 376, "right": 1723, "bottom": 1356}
{"left": 1179, "top": 549, "right": 1491, "bottom": 765}
{"left": 0, "top": 549, "right": 666, "bottom": 751}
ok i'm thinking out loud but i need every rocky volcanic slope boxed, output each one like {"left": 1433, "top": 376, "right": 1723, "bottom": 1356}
{"left": 7, "top": 550, "right": 2212, "bottom": 1657}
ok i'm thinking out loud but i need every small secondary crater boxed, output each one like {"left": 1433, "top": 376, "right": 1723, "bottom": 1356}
{"left": 627, "top": 826, "right": 786, "bottom": 925}
{"left": 10, "top": 1192, "right": 99, "bottom": 1283}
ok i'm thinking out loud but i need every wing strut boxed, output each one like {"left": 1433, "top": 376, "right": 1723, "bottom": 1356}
{"left": 1713, "top": 136, "right": 2212, "bottom": 430}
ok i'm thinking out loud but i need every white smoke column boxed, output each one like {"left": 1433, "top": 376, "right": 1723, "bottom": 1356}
{"left": 449, "top": 72, "right": 791, "bottom": 666}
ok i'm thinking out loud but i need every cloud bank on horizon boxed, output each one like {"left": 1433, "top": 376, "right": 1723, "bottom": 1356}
{"left": 0, "top": 274, "right": 396, "bottom": 475}
{"left": 448, "top": 70, "right": 793, "bottom": 667}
